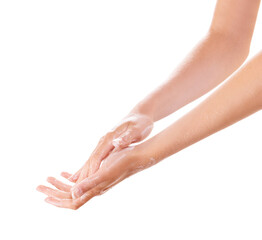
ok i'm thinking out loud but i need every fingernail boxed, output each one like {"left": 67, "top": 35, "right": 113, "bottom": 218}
{"left": 72, "top": 187, "right": 83, "bottom": 199}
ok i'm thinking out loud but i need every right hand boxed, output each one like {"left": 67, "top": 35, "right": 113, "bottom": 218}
{"left": 63, "top": 112, "right": 153, "bottom": 183}
{"left": 38, "top": 144, "right": 156, "bottom": 210}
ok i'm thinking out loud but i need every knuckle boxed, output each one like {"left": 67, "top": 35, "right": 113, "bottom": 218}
{"left": 99, "top": 132, "right": 113, "bottom": 143}
{"left": 91, "top": 152, "right": 103, "bottom": 164}
{"left": 97, "top": 190, "right": 104, "bottom": 196}
{"left": 94, "top": 188, "right": 104, "bottom": 197}
{"left": 105, "top": 132, "right": 114, "bottom": 140}
{"left": 100, "top": 185, "right": 112, "bottom": 195}
{"left": 90, "top": 189, "right": 97, "bottom": 196}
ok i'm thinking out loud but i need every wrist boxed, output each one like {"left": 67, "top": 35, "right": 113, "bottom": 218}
{"left": 129, "top": 102, "right": 155, "bottom": 122}
{"left": 129, "top": 144, "right": 157, "bottom": 171}
{"left": 134, "top": 135, "right": 165, "bottom": 167}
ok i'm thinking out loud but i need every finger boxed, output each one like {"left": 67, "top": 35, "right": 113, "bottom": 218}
{"left": 88, "top": 149, "right": 109, "bottom": 176}
{"left": 73, "top": 179, "right": 119, "bottom": 209}
{"left": 78, "top": 137, "right": 114, "bottom": 181}
{"left": 72, "top": 172, "right": 105, "bottom": 199}
{"left": 45, "top": 183, "right": 105, "bottom": 210}
{"left": 45, "top": 197, "right": 64, "bottom": 208}
{"left": 89, "top": 139, "right": 114, "bottom": 168}
{"left": 76, "top": 184, "right": 106, "bottom": 207}
{"left": 68, "top": 168, "right": 83, "bottom": 182}
{"left": 37, "top": 185, "right": 72, "bottom": 199}
{"left": 61, "top": 172, "right": 72, "bottom": 179}
{"left": 44, "top": 194, "right": 89, "bottom": 210}
{"left": 47, "top": 177, "right": 72, "bottom": 192}
{"left": 61, "top": 172, "right": 78, "bottom": 183}
{"left": 77, "top": 123, "right": 129, "bottom": 181}
{"left": 77, "top": 163, "right": 91, "bottom": 183}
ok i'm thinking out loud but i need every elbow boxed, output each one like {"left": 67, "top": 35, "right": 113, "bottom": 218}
{"left": 230, "top": 37, "right": 250, "bottom": 66}
{"left": 231, "top": 41, "right": 250, "bottom": 70}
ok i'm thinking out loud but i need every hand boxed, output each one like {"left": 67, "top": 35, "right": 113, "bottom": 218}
{"left": 36, "top": 146, "right": 156, "bottom": 210}
{"left": 67, "top": 113, "right": 153, "bottom": 183}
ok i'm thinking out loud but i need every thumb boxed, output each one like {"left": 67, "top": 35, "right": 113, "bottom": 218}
{"left": 71, "top": 174, "right": 101, "bottom": 199}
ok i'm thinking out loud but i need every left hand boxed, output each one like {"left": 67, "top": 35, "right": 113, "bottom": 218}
{"left": 64, "top": 113, "right": 153, "bottom": 184}
{"left": 36, "top": 146, "right": 156, "bottom": 210}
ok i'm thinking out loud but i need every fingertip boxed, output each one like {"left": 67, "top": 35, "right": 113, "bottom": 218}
{"left": 47, "top": 176, "right": 54, "bottom": 182}
{"left": 37, "top": 184, "right": 46, "bottom": 190}
{"left": 61, "top": 172, "right": 70, "bottom": 177}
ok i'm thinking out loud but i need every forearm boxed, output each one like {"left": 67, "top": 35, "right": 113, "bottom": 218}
{"left": 139, "top": 51, "right": 262, "bottom": 162}
{"left": 130, "top": 0, "right": 260, "bottom": 122}
{"left": 131, "top": 30, "right": 249, "bottom": 122}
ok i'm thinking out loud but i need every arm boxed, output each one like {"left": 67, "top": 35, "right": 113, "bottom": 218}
{"left": 67, "top": 0, "right": 260, "bottom": 183}
{"left": 138, "top": 51, "right": 262, "bottom": 162}
{"left": 38, "top": 50, "right": 262, "bottom": 209}
{"left": 131, "top": 0, "right": 260, "bottom": 121}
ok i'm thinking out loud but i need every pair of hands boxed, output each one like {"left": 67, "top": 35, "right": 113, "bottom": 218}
{"left": 37, "top": 113, "right": 154, "bottom": 210}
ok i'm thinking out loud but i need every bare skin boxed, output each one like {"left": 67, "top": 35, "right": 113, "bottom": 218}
{"left": 37, "top": 49, "right": 262, "bottom": 209}
{"left": 37, "top": 0, "right": 262, "bottom": 209}
{"left": 67, "top": 0, "right": 260, "bottom": 184}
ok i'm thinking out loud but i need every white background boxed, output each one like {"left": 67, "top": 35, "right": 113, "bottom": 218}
{"left": 1, "top": 0, "right": 262, "bottom": 239}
